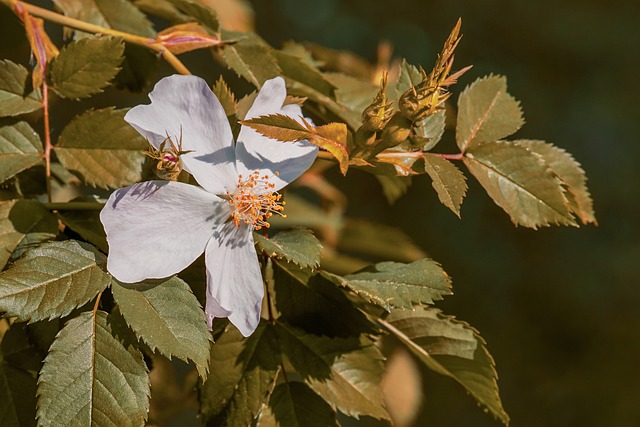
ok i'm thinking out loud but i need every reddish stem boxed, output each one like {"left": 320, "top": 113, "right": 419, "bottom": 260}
{"left": 42, "top": 81, "right": 52, "bottom": 202}
{"left": 431, "top": 152, "right": 464, "bottom": 160}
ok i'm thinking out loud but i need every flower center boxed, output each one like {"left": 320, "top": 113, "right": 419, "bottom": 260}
{"left": 226, "top": 171, "right": 285, "bottom": 230}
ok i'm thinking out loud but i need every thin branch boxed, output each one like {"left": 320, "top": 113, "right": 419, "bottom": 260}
{"left": 42, "top": 81, "right": 52, "bottom": 202}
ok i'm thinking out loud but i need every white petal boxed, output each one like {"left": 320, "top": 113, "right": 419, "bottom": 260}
{"left": 101, "top": 180, "right": 230, "bottom": 283}
{"left": 205, "top": 223, "right": 263, "bottom": 337}
{"left": 236, "top": 77, "right": 318, "bottom": 192}
{"left": 124, "top": 75, "right": 237, "bottom": 194}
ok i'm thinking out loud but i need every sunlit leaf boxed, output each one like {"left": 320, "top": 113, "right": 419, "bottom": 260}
{"left": 50, "top": 36, "right": 125, "bottom": 99}
{"left": 257, "top": 381, "right": 339, "bottom": 427}
{"left": 0, "top": 120, "right": 43, "bottom": 184}
{"left": 241, "top": 114, "right": 350, "bottom": 174}
{"left": 423, "top": 154, "right": 467, "bottom": 217}
{"left": 0, "top": 60, "right": 41, "bottom": 118}
{"left": 456, "top": 75, "right": 523, "bottom": 152}
{"left": 37, "top": 311, "right": 150, "bottom": 426}
{"left": 338, "top": 218, "right": 425, "bottom": 262}
{"left": 0, "top": 241, "right": 110, "bottom": 322}
{"left": 375, "top": 175, "right": 412, "bottom": 204}
{"left": 212, "top": 75, "right": 237, "bottom": 121}
{"left": 276, "top": 323, "right": 389, "bottom": 420}
{"left": 383, "top": 307, "right": 509, "bottom": 425}
{"left": 0, "top": 199, "right": 58, "bottom": 270}
{"left": 393, "top": 59, "right": 422, "bottom": 99}
{"left": 111, "top": 277, "right": 212, "bottom": 379}
{"left": 464, "top": 141, "right": 575, "bottom": 228}
{"left": 220, "top": 31, "right": 280, "bottom": 87}
{"left": 516, "top": 140, "right": 596, "bottom": 225}
{"left": 413, "top": 109, "right": 446, "bottom": 151}
{"left": 254, "top": 229, "right": 322, "bottom": 269}
{"left": 323, "top": 259, "right": 452, "bottom": 311}
{"left": 0, "top": 351, "right": 37, "bottom": 427}
{"left": 55, "top": 107, "right": 147, "bottom": 189}
{"left": 200, "top": 321, "right": 280, "bottom": 426}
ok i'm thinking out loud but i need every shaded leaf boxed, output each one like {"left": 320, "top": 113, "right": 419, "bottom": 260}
{"left": 516, "top": 140, "right": 596, "bottom": 224}
{"left": 323, "top": 72, "right": 377, "bottom": 128}
{"left": 0, "top": 199, "right": 58, "bottom": 270}
{"left": 254, "top": 229, "right": 322, "bottom": 269}
{"left": 414, "top": 109, "right": 446, "bottom": 151}
{"left": 456, "top": 75, "right": 523, "bottom": 152}
{"left": 50, "top": 36, "right": 125, "bottom": 99}
{"left": 52, "top": 0, "right": 156, "bottom": 38}
{"left": 0, "top": 60, "right": 41, "bottom": 117}
{"left": 0, "top": 351, "right": 37, "bottom": 427}
{"left": 168, "top": 0, "right": 220, "bottom": 33}
{"left": 0, "top": 120, "right": 43, "bottom": 184}
{"left": 423, "top": 154, "right": 467, "bottom": 217}
{"left": 1, "top": 322, "right": 46, "bottom": 373}
{"left": 37, "top": 311, "right": 150, "bottom": 426}
{"left": 0, "top": 240, "right": 110, "bottom": 322}
{"left": 273, "top": 261, "right": 375, "bottom": 338}
{"left": 220, "top": 31, "right": 280, "bottom": 87}
{"left": 55, "top": 107, "right": 147, "bottom": 189}
{"left": 273, "top": 50, "right": 336, "bottom": 98}
{"left": 57, "top": 209, "right": 108, "bottom": 252}
{"left": 464, "top": 141, "right": 575, "bottom": 228}
{"left": 383, "top": 307, "right": 509, "bottom": 425}
{"left": 242, "top": 114, "right": 349, "bottom": 174}
{"left": 338, "top": 218, "right": 425, "bottom": 262}
{"left": 276, "top": 323, "right": 389, "bottom": 420}
{"left": 257, "top": 381, "right": 339, "bottom": 427}
{"left": 375, "top": 175, "right": 412, "bottom": 204}
{"left": 111, "top": 277, "right": 212, "bottom": 379}
{"left": 200, "top": 321, "right": 280, "bottom": 426}
{"left": 323, "top": 259, "right": 452, "bottom": 311}
{"left": 393, "top": 59, "right": 422, "bottom": 98}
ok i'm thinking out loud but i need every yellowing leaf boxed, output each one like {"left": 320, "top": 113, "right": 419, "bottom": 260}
{"left": 50, "top": 36, "right": 125, "bottom": 99}
{"left": 423, "top": 154, "right": 467, "bottom": 217}
{"left": 456, "top": 75, "right": 523, "bottom": 152}
{"left": 516, "top": 140, "right": 596, "bottom": 225}
{"left": 464, "top": 141, "right": 576, "bottom": 228}
{"left": 157, "top": 22, "right": 227, "bottom": 54}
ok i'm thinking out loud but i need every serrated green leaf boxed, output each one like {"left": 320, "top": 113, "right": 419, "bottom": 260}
{"left": 273, "top": 260, "right": 375, "bottom": 338}
{"left": 456, "top": 75, "right": 523, "bottom": 152}
{"left": 423, "top": 154, "right": 467, "bottom": 217}
{"left": 383, "top": 307, "right": 509, "bottom": 425}
{"left": 0, "top": 240, "right": 110, "bottom": 322}
{"left": 338, "top": 218, "right": 425, "bottom": 262}
{"left": 273, "top": 50, "right": 336, "bottom": 98}
{"left": 515, "top": 140, "right": 596, "bottom": 225}
{"left": 57, "top": 209, "right": 108, "bottom": 253}
{"left": 212, "top": 76, "right": 238, "bottom": 121}
{"left": 50, "top": 36, "right": 125, "bottom": 99}
{"left": 168, "top": 0, "right": 220, "bottom": 33}
{"left": 414, "top": 109, "right": 446, "bottom": 151}
{"left": 52, "top": 0, "right": 156, "bottom": 38}
{"left": 55, "top": 107, "right": 147, "bottom": 189}
{"left": 200, "top": 321, "right": 280, "bottom": 426}
{"left": 111, "top": 277, "right": 211, "bottom": 379}
{"left": 0, "top": 120, "right": 43, "bottom": 184}
{"left": 257, "top": 381, "right": 339, "bottom": 427}
{"left": 0, "top": 200, "right": 58, "bottom": 270}
{"left": 322, "top": 72, "right": 377, "bottom": 129}
{"left": 221, "top": 31, "right": 281, "bottom": 87}
{"left": 0, "top": 351, "right": 37, "bottom": 427}
{"left": 323, "top": 259, "right": 452, "bottom": 311}
{"left": 0, "top": 60, "right": 41, "bottom": 118}
{"left": 254, "top": 229, "right": 322, "bottom": 269}
{"left": 276, "top": 323, "right": 389, "bottom": 420}
{"left": 37, "top": 310, "right": 150, "bottom": 427}
{"left": 375, "top": 175, "right": 412, "bottom": 204}
{"left": 393, "top": 59, "right": 422, "bottom": 99}
{"left": 464, "top": 140, "right": 576, "bottom": 228}
{"left": 1, "top": 322, "right": 46, "bottom": 373}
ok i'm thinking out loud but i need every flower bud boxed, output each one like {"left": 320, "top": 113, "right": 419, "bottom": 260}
{"left": 361, "top": 72, "right": 394, "bottom": 132}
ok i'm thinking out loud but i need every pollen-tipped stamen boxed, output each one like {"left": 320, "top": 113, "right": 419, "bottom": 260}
{"left": 227, "top": 171, "right": 286, "bottom": 230}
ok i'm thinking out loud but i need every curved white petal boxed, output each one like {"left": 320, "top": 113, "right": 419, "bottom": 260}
{"left": 101, "top": 180, "right": 230, "bottom": 283}
{"left": 204, "top": 223, "right": 263, "bottom": 337}
{"left": 124, "top": 75, "right": 237, "bottom": 194}
{"left": 236, "top": 77, "right": 318, "bottom": 192}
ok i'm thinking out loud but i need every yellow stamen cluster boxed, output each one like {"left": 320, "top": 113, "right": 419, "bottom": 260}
{"left": 227, "top": 171, "right": 285, "bottom": 230}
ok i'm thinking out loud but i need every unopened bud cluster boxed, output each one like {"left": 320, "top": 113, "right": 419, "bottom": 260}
{"left": 144, "top": 129, "right": 191, "bottom": 181}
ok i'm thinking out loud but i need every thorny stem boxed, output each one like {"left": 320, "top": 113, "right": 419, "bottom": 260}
{"left": 376, "top": 151, "right": 464, "bottom": 162}
{"left": 17, "top": 2, "right": 191, "bottom": 75}
{"left": 42, "top": 80, "right": 52, "bottom": 202}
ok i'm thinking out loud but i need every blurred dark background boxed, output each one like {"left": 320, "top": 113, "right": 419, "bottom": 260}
{"left": 250, "top": 0, "right": 640, "bottom": 426}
